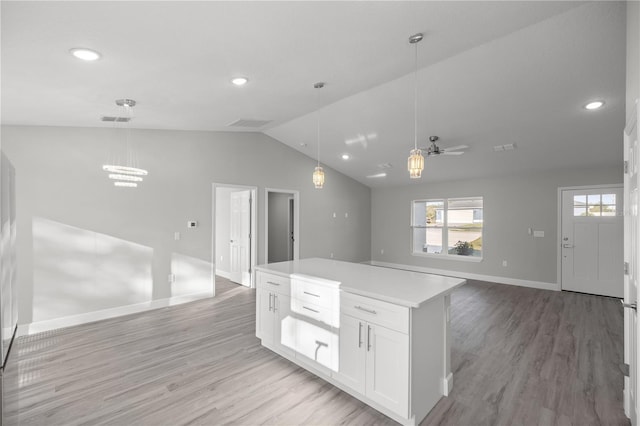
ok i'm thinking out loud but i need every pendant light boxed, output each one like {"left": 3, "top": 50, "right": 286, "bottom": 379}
{"left": 102, "top": 99, "right": 149, "bottom": 187}
{"left": 407, "top": 33, "right": 424, "bottom": 179}
{"left": 312, "top": 82, "right": 325, "bottom": 189}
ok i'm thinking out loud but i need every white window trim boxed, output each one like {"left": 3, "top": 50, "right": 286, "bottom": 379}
{"left": 410, "top": 197, "right": 484, "bottom": 262}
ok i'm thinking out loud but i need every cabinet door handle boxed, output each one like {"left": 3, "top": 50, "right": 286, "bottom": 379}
{"left": 273, "top": 294, "right": 278, "bottom": 312}
{"left": 267, "top": 281, "right": 281, "bottom": 286}
{"left": 355, "top": 305, "right": 377, "bottom": 315}
{"left": 358, "top": 322, "right": 363, "bottom": 348}
{"left": 303, "top": 306, "right": 319, "bottom": 314}
{"left": 303, "top": 291, "right": 320, "bottom": 298}
{"left": 268, "top": 293, "right": 273, "bottom": 312}
{"left": 367, "top": 325, "right": 372, "bottom": 351}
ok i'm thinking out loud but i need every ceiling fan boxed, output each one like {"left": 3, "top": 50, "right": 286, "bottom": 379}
{"left": 421, "top": 136, "right": 468, "bottom": 157}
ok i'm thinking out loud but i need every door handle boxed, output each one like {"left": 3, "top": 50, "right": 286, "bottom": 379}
{"left": 562, "top": 244, "right": 574, "bottom": 248}
{"left": 622, "top": 301, "right": 637, "bottom": 311}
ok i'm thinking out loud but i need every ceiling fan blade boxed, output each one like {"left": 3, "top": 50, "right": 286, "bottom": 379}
{"left": 442, "top": 151, "right": 465, "bottom": 155}
{"left": 442, "top": 145, "right": 469, "bottom": 152}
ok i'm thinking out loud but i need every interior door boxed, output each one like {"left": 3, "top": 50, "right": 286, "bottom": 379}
{"left": 624, "top": 107, "right": 638, "bottom": 423}
{"left": 230, "top": 190, "right": 251, "bottom": 286}
{"left": 561, "top": 186, "right": 623, "bottom": 297}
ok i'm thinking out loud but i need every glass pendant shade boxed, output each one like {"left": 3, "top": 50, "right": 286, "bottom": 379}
{"left": 408, "top": 148, "right": 424, "bottom": 179}
{"left": 313, "top": 166, "right": 325, "bottom": 189}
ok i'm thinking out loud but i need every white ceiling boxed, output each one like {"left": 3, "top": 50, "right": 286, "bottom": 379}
{"left": 1, "top": 1, "right": 626, "bottom": 187}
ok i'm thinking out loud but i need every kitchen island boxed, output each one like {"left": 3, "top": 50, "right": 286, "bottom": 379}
{"left": 255, "top": 258, "right": 466, "bottom": 426}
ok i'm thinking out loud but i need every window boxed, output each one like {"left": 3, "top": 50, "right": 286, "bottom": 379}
{"left": 573, "top": 193, "right": 616, "bottom": 217}
{"left": 411, "top": 197, "right": 483, "bottom": 258}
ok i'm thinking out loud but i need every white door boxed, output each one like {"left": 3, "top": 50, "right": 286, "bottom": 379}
{"left": 624, "top": 106, "right": 639, "bottom": 423}
{"left": 334, "top": 313, "right": 366, "bottom": 394}
{"left": 230, "top": 190, "right": 251, "bottom": 286}
{"left": 365, "top": 324, "right": 409, "bottom": 417}
{"left": 561, "top": 186, "right": 623, "bottom": 297}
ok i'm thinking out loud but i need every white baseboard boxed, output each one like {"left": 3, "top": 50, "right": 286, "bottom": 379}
{"left": 369, "top": 260, "right": 559, "bottom": 292}
{"left": 17, "top": 291, "right": 214, "bottom": 337}
{"left": 215, "top": 269, "right": 231, "bottom": 279}
{"left": 442, "top": 372, "right": 453, "bottom": 396}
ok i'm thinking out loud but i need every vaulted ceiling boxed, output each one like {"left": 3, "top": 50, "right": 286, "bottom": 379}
{"left": 1, "top": 1, "right": 626, "bottom": 187}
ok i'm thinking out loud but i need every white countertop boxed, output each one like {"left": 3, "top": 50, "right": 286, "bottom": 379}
{"left": 255, "top": 258, "right": 466, "bottom": 308}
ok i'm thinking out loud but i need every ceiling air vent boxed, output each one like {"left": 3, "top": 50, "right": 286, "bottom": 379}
{"left": 228, "top": 119, "right": 272, "bottom": 128}
{"left": 101, "top": 116, "right": 131, "bottom": 123}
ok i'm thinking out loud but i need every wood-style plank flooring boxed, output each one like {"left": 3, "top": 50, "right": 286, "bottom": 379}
{"left": 3, "top": 278, "right": 629, "bottom": 425}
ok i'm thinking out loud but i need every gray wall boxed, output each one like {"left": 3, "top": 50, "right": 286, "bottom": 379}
{"left": 628, "top": 0, "right": 639, "bottom": 122}
{"left": 371, "top": 166, "right": 622, "bottom": 285}
{"left": 2, "top": 125, "right": 372, "bottom": 325}
{"left": 268, "top": 192, "right": 291, "bottom": 263}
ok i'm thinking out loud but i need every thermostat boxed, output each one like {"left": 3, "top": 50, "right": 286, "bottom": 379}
{"left": 187, "top": 221, "right": 198, "bottom": 228}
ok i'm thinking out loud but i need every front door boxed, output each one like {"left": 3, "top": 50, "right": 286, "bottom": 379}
{"left": 230, "top": 190, "right": 251, "bottom": 286}
{"left": 561, "top": 186, "right": 623, "bottom": 297}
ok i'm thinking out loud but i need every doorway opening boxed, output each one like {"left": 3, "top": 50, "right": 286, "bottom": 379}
{"left": 212, "top": 184, "right": 257, "bottom": 288}
{"left": 265, "top": 188, "right": 299, "bottom": 263}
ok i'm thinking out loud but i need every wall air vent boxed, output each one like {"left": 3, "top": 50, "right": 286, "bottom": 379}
{"left": 101, "top": 116, "right": 131, "bottom": 122}
{"left": 228, "top": 119, "right": 272, "bottom": 128}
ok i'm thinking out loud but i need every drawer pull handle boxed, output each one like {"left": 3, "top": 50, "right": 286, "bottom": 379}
{"left": 303, "top": 306, "right": 320, "bottom": 314}
{"left": 355, "top": 305, "right": 377, "bottom": 315}
{"left": 267, "top": 281, "right": 281, "bottom": 286}
{"left": 315, "top": 340, "right": 328, "bottom": 361}
{"left": 303, "top": 291, "right": 320, "bottom": 298}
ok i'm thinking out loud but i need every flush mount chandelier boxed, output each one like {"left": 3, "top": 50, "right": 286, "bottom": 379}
{"left": 407, "top": 33, "right": 425, "bottom": 179}
{"left": 102, "top": 99, "right": 149, "bottom": 188}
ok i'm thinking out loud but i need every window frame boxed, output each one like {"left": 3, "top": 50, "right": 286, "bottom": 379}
{"left": 410, "top": 196, "right": 484, "bottom": 262}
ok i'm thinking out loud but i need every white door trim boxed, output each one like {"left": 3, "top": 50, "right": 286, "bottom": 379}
{"left": 265, "top": 188, "right": 300, "bottom": 263}
{"left": 212, "top": 183, "right": 258, "bottom": 289}
{"left": 556, "top": 184, "right": 623, "bottom": 291}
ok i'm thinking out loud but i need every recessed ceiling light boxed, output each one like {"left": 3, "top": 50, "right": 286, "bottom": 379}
{"left": 341, "top": 154, "right": 350, "bottom": 160}
{"left": 366, "top": 172, "right": 387, "bottom": 178}
{"left": 584, "top": 100, "right": 604, "bottom": 110}
{"left": 231, "top": 77, "right": 249, "bottom": 86}
{"left": 70, "top": 48, "right": 101, "bottom": 61}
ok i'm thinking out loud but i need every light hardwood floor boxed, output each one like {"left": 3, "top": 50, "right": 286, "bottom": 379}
{"left": 4, "top": 277, "right": 629, "bottom": 425}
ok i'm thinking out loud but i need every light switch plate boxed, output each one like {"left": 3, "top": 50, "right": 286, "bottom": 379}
{"left": 533, "top": 230, "right": 544, "bottom": 238}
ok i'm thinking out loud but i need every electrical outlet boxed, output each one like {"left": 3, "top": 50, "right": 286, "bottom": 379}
{"left": 502, "top": 260, "right": 508, "bottom": 267}
{"left": 168, "top": 273, "right": 175, "bottom": 283}
{"left": 345, "top": 212, "right": 349, "bottom": 218}
{"left": 330, "top": 253, "right": 334, "bottom": 259}
{"left": 174, "top": 232, "right": 181, "bottom": 241}
{"left": 380, "top": 249, "right": 384, "bottom": 255}
{"left": 332, "top": 212, "right": 337, "bottom": 218}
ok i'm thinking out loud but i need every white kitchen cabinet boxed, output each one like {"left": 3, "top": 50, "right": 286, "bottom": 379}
{"left": 365, "top": 320, "right": 409, "bottom": 417}
{"left": 255, "top": 259, "right": 465, "bottom": 426}
{"left": 335, "top": 311, "right": 409, "bottom": 417}
{"left": 256, "top": 273, "right": 295, "bottom": 358}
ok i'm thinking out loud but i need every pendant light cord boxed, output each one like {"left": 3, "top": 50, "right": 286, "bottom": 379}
{"left": 414, "top": 40, "right": 418, "bottom": 151}
{"left": 317, "top": 88, "right": 320, "bottom": 167}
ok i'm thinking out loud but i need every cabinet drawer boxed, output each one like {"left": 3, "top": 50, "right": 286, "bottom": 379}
{"left": 341, "top": 292, "right": 409, "bottom": 334}
{"left": 291, "top": 298, "right": 339, "bottom": 328}
{"left": 257, "top": 271, "right": 290, "bottom": 295}
{"left": 291, "top": 275, "right": 339, "bottom": 309}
